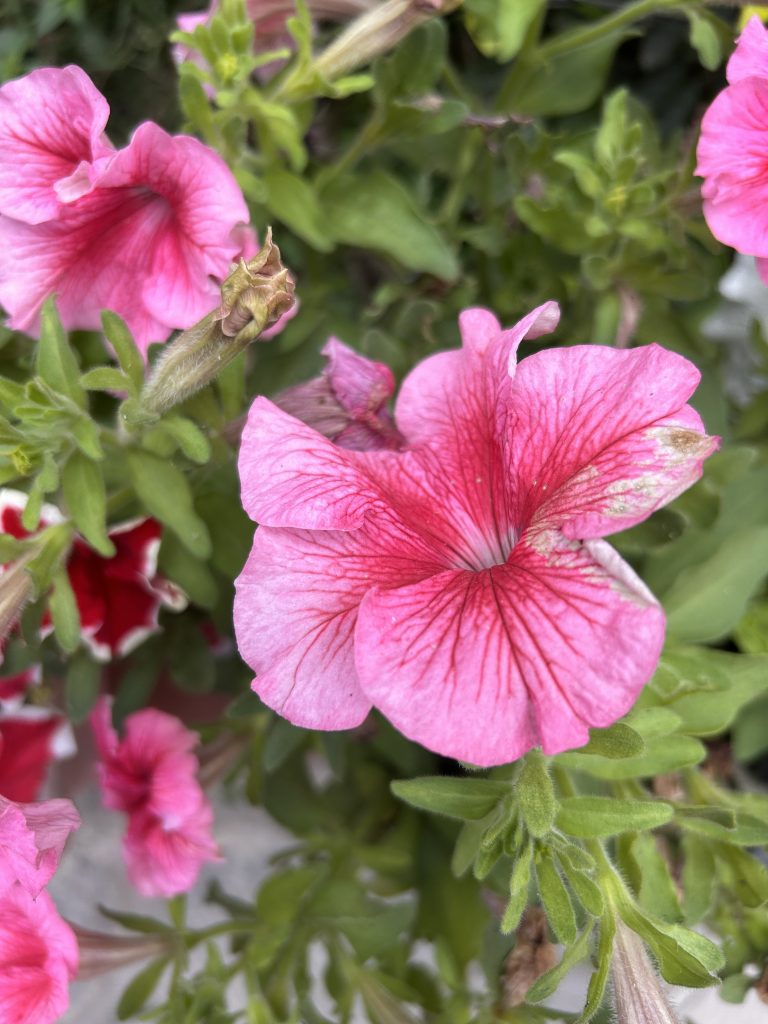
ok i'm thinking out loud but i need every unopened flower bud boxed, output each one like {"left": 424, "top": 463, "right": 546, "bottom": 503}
{"left": 139, "top": 230, "right": 295, "bottom": 417}
{"left": 72, "top": 925, "right": 172, "bottom": 980}
{"left": 612, "top": 918, "right": 681, "bottom": 1024}
{"left": 274, "top": 337, "right": 404, "bottom": 451}
{"left": 0, "top": 556, "right": 33, "bottom": 642}
{"left": 309, "top": 0, "right": 461, "bottom": 83}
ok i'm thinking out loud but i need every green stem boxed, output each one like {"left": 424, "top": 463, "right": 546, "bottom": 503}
{"left": 318, "top": 112, "right": 385, "bottom": 187}
{"left": 551, "top": 764, "right": 617, "bottom": 881}
{"left": 539, "top": 0, "right": 683, "bottom": 61}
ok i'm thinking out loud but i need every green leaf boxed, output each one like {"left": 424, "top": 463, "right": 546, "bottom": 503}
{"left": 735, "top": 599, "right": 768, "bottom": 654}
{"left": 557, "top": 856, "right": 603, "bottom": 918}
{"left": 536, "top": 853, "right": 577, "bottom": 945}
{"left": 48, "top": 568, "right": 81, "bottom": 654}
{"left": 526, "top": 924, "right": 593, "bottom": 1003}
{"left": 322, "top": 171, "right": 459, "bottom": 280}
{"left": 664, "top": 527, "right": 768, "bottom": 643}
{"left": 557, "top": 796, "right": 673, "bottom": 838}
{"left": 517, "top": 749, "right": 557, "bottom": 837}
{"left": 618, "top": 904, "right": 723, "bottom": 988}
{"left": 263, "top": 718, "right": 308, "bottom": 772}
{"left": 101, "top": 311, "right": 144, "bottom": 394}
{"left": 501, "top": 843, "right": 533, "bottom": 933}
{"left": 117, "top": 957, "right": 168, "bottom": 1020}
{"left": 127, "top": 450, "right": 211, "bottom": 558}
{"left": 64, "top": 652, "right": 102, "bottom": 724}
{"left": 61, "top": 451, "right": 115, "bottom": 556}
{"left": 158, "top": 416, "right": 211, "bottom": 464}
{"left": 499, "top": 28, "right": 631, "bottom": 116}
{"left": 391, "top": 776, "right": 509, "bottom": 820}
{"left": 557, "top": 734, "right": 706, "bottom": 780}
{"left": 375, "top": 21, "right": 447, "bottom": 100}
{"left": 462, "top": 0, "right": 544, "bottom": 61}
{"left": 157, "top": 532, "right": 218, "bottom": 610}
{"left": 687, "top": 10, "right": 723, "bottom": 70}
{"left": 680, "top": 835, "right": 715, "bottom": 924}
{"left": 666, "top": 652, "right": 768, "bottom": 736}
{"left": 80, "top": 367, "right": 133, "bottom": 394}
{"left": 629, "top": 832, "right": 681, "bottom": 922}
{"left": 37, "top": 297, "right": 85, "bottom": 408}
{"left": 264, "top": 168, "right": 333, "bottom": 251}
{"left": 574, "top": 723, "right": 645, "bottom": 760}
{"left": 577, "top": 914, "right": 614, "bottom": 1023}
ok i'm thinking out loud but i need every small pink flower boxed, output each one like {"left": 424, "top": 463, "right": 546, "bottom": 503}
{"left": 0, "top": 66, "right": 250, "bottom": 353}
{"left": 91, "top": 699, "right": 219, "bottom": 897}
{"left": 234, "top": 305, "right": 717, "bottom": 765}
{"left": 275, "top": 337, "right": 404, "bottom": 451}
{"left": 0, "top": 885, "right": 78, "bottom": 1024}
{"left": 0, "top": 490, "right": 186, "bottom": 661}
{"left": 696, "top": 17, "right": 768, "bottom": 282}
{"left": 0, "top": 796, "right": 79, "bottom": 900}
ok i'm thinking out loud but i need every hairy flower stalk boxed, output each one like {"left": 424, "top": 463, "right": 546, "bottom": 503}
{"left": 72, "top": 925, "right": 171, "bottom": 980}
{"left": 139, "top": 231, "right": 295, "bottom": 417}
{"left": 0, "top": 555, "right": 34, "bottom": 643}
{"left": 612, "top": 919, "right": 681, "bottom": 1024}
{"left": 307, "top": 0, "right": 461, "bottom": 82}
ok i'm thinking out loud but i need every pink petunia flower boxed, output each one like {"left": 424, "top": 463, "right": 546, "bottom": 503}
{"left": 0, "top": 66, "right": 250, "bottom": 353}
{"left": 0, "top": 490, "right": 186, "bottom": 661}
{"left": 696, "top": 17, "right": 768, "bottom": 283}
{"left": 275, "top": 337, "right": 404, "bottom": 451}
{"left": 234, "top": 305, "right": 717, "bottom": 766}
{"left": 91, "top": 698, "right": 220, "bottom": 897}
{"left": 0, "top": 885, "right": 78, "bottom": 1024}
{"left": 0, "top": 795, "right": 80, "bottom": 900}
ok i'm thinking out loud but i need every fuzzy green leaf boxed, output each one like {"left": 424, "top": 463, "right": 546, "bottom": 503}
{"left": 557, "top": 796, "right": 673, "bottom": 838}
{"left": 61, "top": 451, "right": 114, "bottom": 556}
{"left": 127, "top": 450, "right": 211, "bottom": 559}
{"left": 37, "top": 298, "right": 85, "bottom": 408}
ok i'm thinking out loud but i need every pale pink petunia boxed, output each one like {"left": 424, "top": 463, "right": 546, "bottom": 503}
{"left": 234, "top": 305, "right": 717, "bottom": 765}
{"left": 0, "top": 796, "right": 80, "bottom": 900}
{"left": 275, "top": 337, "right": 403, "bottom": 450}
{"left": 0, "top": 67, "right": 250, "bottom": 353}
{"left": 91, "top": 699, "right": 219, "bottom": 897}
{"left": 0, "top": 885, "right": 78, "bottom": 1024}
{"left": 696, "top": 17, "right": 768, "bottom": 279}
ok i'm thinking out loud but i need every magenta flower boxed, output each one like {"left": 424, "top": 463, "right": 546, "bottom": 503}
{"left": 275, "top": 337, "right": 403, "bottom": 451}
{"left": 0, "top": 66, "right": 249, "bottom": 353}
{"left": 696, "top": 17, "right": 768, "bottom": 283}
{"left": 0, "top": 885, "right": 78, "bottom": 1024}
{"left": 91, "top": 699, "right": 219, "bottom": 897}
{"left": 0, "top": 796, "right": 79, "bottom": 901}
{"left": 234, "top": 305, "right": 716, "bottom": 765}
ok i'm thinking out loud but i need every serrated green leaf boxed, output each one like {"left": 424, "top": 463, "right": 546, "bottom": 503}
{"left": 526, "top": 924, "right": 593, "bottom": 1003}
{"left": 37, "top": 297, "right": 85, "bottom": 408}
{"left": 391, "top": 776, "right": 509, "bottom": 820}
{"left": 557, "top": 797, "right": 673, "bottom": 838}
{"left": 48, "top": 568, "right": 80, "bottom": 654}
{"left": 61, "top": 451, "right": 114, "bottom": 556}
{"left": 117, "top": 957, "right": 168, "bottom": 1020}
{"left": 517, "top": 750, "right": 557, "bottom": 837}
{"left": 101, "top": 311, "right": 144, "bottom": 394}
{"left": 127, "top": 450, "right": 211, "bottom": 558}
{"left": 537, "top": 854, "right": 577, "bottom": 945}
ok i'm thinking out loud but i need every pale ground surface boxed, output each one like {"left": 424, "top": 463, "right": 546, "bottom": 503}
{"left": 49, "top": 783, "right": 767, "bottom": 1024}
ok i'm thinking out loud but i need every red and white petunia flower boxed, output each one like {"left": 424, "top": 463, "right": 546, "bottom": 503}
{"left": 0, "top": 66, "right": 250, "bottom": 354}
{"left": 234, "top": 304, "right": 717, "bottom": 766}
{"left": 0, "top": 884, "right": 78, "bottom": 1024}
{"left": 0, "top": 490, "right": 186, "bottom": 661}
{"left": 697, "top": 17, "right": 768, "bottom": 283}
{"left": 91, "top": 698, "right": 220, "bottom": 898}
{"left": 0, "top": 707, "right": 75, "bottom": 804}
{"left": 275, "top": 337, "right": 403, "bottom": 451}
{"left": 0, "top": 794, "right": 80, "bottom": 900}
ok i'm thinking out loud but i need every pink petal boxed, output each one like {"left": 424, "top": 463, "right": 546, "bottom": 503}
{"left": 696, "top": 78, "right": 768, "bottom": 256}
{"left": 238, "top": 398, "right": 388, "bottom": 529}
{"left": 727, "top": 16, "right": 768, "bottom": 84}
{"left": 0, "top": 886, "right": 77, "bottom": 1024}
{"left": 0, "top": 66, "right": 112, "bottom": 226}
{"left": 506, "top": 344, "right": 717, "bottom": 539}
{"left": 355, "top": 533, "right": 664, "bottom": 765}
{"left": 123, "top": 804, "right": 220, "bottom": 898}
{"left": 0, "top": 800, "right": 40, "bottom": 897}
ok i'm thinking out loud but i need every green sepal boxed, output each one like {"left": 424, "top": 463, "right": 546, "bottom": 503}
{"left": 577, "top": 914, "right": 615, "bottom": 1023}
{"left": 536, "top": 853, "right": 577, "bottom": 946}
{"left": 517, "top": 749, "right": 557, "bottom": 838}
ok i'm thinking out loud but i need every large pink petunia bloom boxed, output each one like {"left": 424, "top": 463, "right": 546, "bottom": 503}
{"left": 696, "top": 17, "right": 768, "bottom": 282}
{"left": 274, "top": 337, "right": 403, "bottom": 451}
{"left": 0, "top": 885, "right": 78, "bottom": 1024}
{"left": 234, "top": 305, "right": 717, "bottom": 766}
{"left": 91, "top": 699, "right": 219, "bottom": 897}
{"left": 0, "top": 66, "right": 250, "bottom": 353}
{"left": 0, "top": 796, "right": 79, "bottom": 900}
